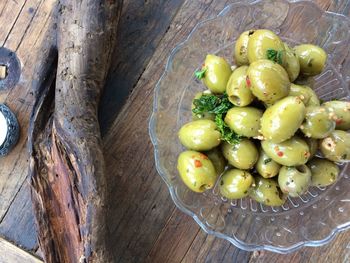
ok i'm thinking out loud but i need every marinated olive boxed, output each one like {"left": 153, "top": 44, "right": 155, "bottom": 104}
{"left": 178, "top": 120, "right": 221, "bottom": 151}
{"left": 308, "top": 158, "right": 339, "bottom": 187}
{"left": 261, "top": 136, "right": 310, "bottom": 166}
{"left": 320, "top": 130, "right": 350, "bottom": 162}
{"left": 249, "top": 176, "right": 286, "bottom": 206}
{"left": 177, "top": 151, "right": 217, "bottom": 192}
{"left": 301, "top": 106, "right": 335, "bottom": 139}
{"left": 205, "top": 147, "right": 227, "bottom": 176}
{"left": 305, "top": 138, "right": 318, "bottom": 159}
{"left": 289, "top": 83, "right": 311, "bottom": 105}
{"left": 261, "top": 96, "right": 306, "bottom": 143}
{"left": 224, "top": 107, "right": 263, "bottom": 138}
{"left": 295, "top": 44, "right": 327, "bottom": 76}
{"left": 283, "top": 43, "right": 300, "bottom": 82}
{"left": 226, "top": 66, "right": 254, "bottom": 106}
{"left": 221, "top": 140, "right": 258, "bottom": 170}
{"left": 301, "top": 85, "right": 320, "bottom": 106}
{"left": 255, "top": 148, "right": 281, "bottom": 178}
{"left": 278, "top": 165, "right": 311, "bottom": 197}
{"left": 323, "top": 100, "right": 350, "bottom": 130}
{"left": 247, "top": 59, "right": 290, "bottom": 104}
{"left": 234, "top": 30, "right": 253, "bottom": 66}
{"left": 219, "top": 169, "right": 254, "bottom": 199}
{"left": 201, "top": 54, "right": 232, "bottom": 94}
{"left": 247, "top": 29, "right": 285, "bottom": 64}
{"left": 191, "top": 92, "right": 216, "bottom": 121}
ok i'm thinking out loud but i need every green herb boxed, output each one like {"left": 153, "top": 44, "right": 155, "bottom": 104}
{"left": 194, "top": 67, "right": 207, "bottom": 79}
{"left": 192, "top": 93, "right": 240, "bottom": 144}
{"left": 215, "top": 113, "right": 241, "bottom": 145}
{"left": 192, "top": 93, "right": 233, "bottom": 115}
{"left": 263, "top": 158, "right": 272, "bottom": 164}
{"left": 266, "top": 48, "right": 283, "bottom": 65}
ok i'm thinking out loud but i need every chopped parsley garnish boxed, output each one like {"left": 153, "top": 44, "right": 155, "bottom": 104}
{"left": 266, "top": 48, "right": 283, "bottom": 65}
{"left": 192, "top": 93, "right": 232, "bottom": 115}
{"left": 192, "top": 93, "right": 241, "bottom": 145}
{"left": 194, "top": 68, "right": 207, "bottom": 79}
{"left": 215, "top": 113, "right": 241, "bottom": 145}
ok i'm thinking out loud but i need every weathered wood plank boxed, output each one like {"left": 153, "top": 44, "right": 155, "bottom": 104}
{"left": 99, "top": 0, "right": 184, "bottom": 133}
{"left": 102, "top": 0, "right": 252, "bottom": 262}
{"left": 0, "top": 0, "right": 56, "bottom": 220}
{"left": 0, "top": 183, "right": 37, "bottom": 252}
{"left": 0, "top": 0, "right": 56, "bottom": 254}
{"left": 0, "top": 0, "right": 26, "bottom": 46}
{"left": 0, "top": 237, "right": 42, "bottom": 263}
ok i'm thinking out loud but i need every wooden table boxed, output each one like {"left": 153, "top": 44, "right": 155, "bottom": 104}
{"left": 0, "top": 0, "right": 349, "bottom": 262}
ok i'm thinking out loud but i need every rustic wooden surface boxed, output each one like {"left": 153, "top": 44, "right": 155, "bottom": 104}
{"left": 1, "top": 0, "right": 350, "bottom": 262}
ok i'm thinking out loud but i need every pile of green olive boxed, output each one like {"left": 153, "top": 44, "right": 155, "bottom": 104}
{"left": 177, "top": 29, "right": 350, "bottom": 206}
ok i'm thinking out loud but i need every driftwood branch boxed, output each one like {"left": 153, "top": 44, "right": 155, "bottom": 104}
{"left": 28, "top": 1, "right": 122, "bottom": 262}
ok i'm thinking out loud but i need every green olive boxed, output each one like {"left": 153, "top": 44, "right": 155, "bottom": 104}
{"left": 255, "top": 148, "right": 281, "bottom": 178}
{"left": 249, "top": 176, "right": 286, "bottom": 206}
{"left": 221, "top": 140, "right": 258, "bottom": 170}
{"left": 278, "top": 165, "right": 311, "bottom": 197}
{"left": 178, "top": 120, "right": 221, "bottom": 151}
{"left": 205, "top": 148, "right": 227, "bottom": 176}
{"left": 247, "top": 29, "right": 285, "bottom": 64}
{"left": 305, "top": 138, "right": 318, "bottom": 159}
{"left": 302, "top": 85, "right": 321, "bottom": 107}
{"left": 224, "top": 107, "right": 263, "bottom": 138}
{"left": 323, "top": 101, "right": 350, "bottom": 130}
{"left": 261, "top": 96, "right": 306, "bottom": 143}
{"left": 177, "top": 151, "right": 217, "bottom": 192}
{"left": 261, "top": 136, "right": 310, "bottom": 166}
{"left": 300, "top": 106, "right": 335, "bottom": 139}
{"left": 283, "top": 43, "right": 300, "bottom": 82}
{"left": 247, "top": 59, "right": 290, "bottom": 104}
{"left": 289, "top": 83, "right": 311, "bottom": 105}
{"left": 234, "top": 30, "right": 253, "bottom": 66}
{"left": 202, "top": 54, "right": 232, "bottom": 94}
{"left": 307, "top": 158, "right": 339, "bottom": 187}
{"left": 320, "top": 130, "right": 350, "bottom": 162}
{"left": 191, "top": 92, "right": 216, "bottom": 121}
{"left": 226, "top": 66, "right": 254, "bottom": 106}
{"left": 294, "top": 44, "right": 327, "bottom": 76}
{"left": 219, "top": 169, "right": 254, "bottom": 199}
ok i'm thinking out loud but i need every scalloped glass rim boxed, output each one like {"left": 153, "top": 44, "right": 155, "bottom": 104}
{"left": 149, "top": 0, "right": 350, "bottom": 254}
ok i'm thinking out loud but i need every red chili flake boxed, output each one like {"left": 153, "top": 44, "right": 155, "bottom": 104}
{"left": 246, "top": 76, "right": 251, "bottom": 88}
{"left": 199, "top": 153, "right": 208, "bottom": 160}
{"left": 194, "top": 160, "right": 202, "bottom": 168}
{"left": 277, "top": 151, "right": 284, "bottom": 157}
{"left": 336, "top": 119, "right": 343, "bottom": 125}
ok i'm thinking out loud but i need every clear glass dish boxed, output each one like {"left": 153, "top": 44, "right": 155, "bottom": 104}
{"left": 149, "top": 0, "right": 350, "bottom": 253}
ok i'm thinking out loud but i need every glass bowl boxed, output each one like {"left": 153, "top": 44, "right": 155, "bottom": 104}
{"left": 149, "top": 0, "right": 350, "bottom": 253}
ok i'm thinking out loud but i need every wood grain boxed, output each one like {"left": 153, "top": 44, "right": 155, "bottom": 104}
{"left": 0, "top": 0, "right": 349, "bottom": 262}
{"left": 0, "top": 0, "right": 56, "bottom": 256}
{"left": 99, "top": 0, "right": 183, "bottom": 133}
{"left": 0, "top": 0, "right": 56, "bottom": 222}
{"left": 102, "top": 0, "right": 253, "bottom": 262}
{"left": 0, "top": 237, "right": 42, "bottom": 263}
{"left": 0, "top": 183, "right": 37, "bottom": 251}
{"left": 103, "top": 0, "right": 350, "bottom": 262}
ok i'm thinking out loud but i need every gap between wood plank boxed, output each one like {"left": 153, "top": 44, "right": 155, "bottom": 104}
{"left": 1, "top": 0, "right": 27, "bottom": 47}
